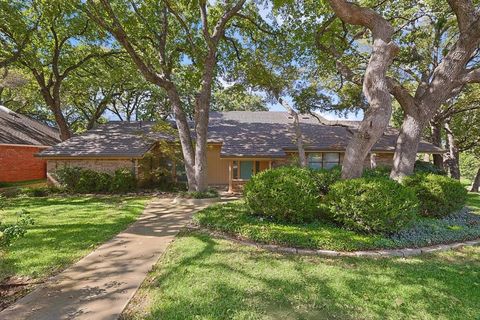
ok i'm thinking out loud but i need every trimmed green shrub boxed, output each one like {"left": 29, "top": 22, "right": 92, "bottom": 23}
{"left": 110, "top": 169, "right": 136, "bottom": 193}
{"left": 311, "top": 166, "right": 341, "bottom": 195}
{"left": 402, "top": 173, "right": 467, "bottom": 217}
{"left": 244, "top": 166, "right": 321, "bottom": 223}
{"left": 56, "top": 167, "right": 83, "bottom": 191}
{"left": 414, "top": 160, "right": 446, "bottom": 175}
{"left": 324, "top": 177, "right": 419, "bottom": 234}
{"left": 76, "top": 169, "right": 102, "bottom": 193}
{"left": 363, "top": 166, "right": 391, "bottom": 179}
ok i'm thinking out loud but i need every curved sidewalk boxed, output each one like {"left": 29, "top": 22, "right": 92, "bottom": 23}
{"left": 0, "top": 198, "right": 202, "bottom": 320}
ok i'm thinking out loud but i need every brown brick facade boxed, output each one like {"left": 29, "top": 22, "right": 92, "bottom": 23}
{"left": 0, "top": 145, "right": 48, "bottom": 182}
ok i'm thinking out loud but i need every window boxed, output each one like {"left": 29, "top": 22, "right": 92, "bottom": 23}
{"left": 308, "top": 153, "right": 323, "bottom": 169}
{"left": 323, "top": 153, "right": 340, "bottom": 169}
{"left": 308, "top": 152, "right": 340, "bottom": 169}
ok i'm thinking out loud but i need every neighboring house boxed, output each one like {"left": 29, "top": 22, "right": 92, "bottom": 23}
{"left": 0, "top": 106, "right": 61, "bottom": 183}
{"left": 38, "top": 111, "right": 443, "bottom": 191}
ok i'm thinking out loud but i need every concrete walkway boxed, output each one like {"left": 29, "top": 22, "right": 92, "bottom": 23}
{"left": 0, "top": 198, "right": 203, "bottom": 320}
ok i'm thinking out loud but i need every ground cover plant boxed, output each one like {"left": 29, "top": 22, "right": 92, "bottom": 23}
{"left": 178, "top": 188, "right": 219, "bottom": 199}
{"left": 0, "top": 195, "right": 148, "bottom": 310}
{"left": 122, "top": 232, "right": 480, "bottom": 320}
{"left": 194, "top": 193, "right": 480, "bottom": 251}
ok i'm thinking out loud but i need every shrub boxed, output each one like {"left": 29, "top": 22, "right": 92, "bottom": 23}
{"left": 402, "top": 173, "right": 467, "bottom": 217}
{"left": 362, "top": 166, "right": 391, "bottom": 178}
{"left": 244, "top": 166, "right": 321, "bottom": 223}
{"left": 56, "top": 166, "right": 83, "bottom": 191}
{"left": 76, "top": 169, "right": 102, "bottom": 193}
{"left": 324, "top": 177, "right": 419, "bottom": 234}
{"left": 0, "top": 209, "right": 34, "bottom": 248}
{"left": 414, "top": 160, "right": 446, "bottom": 175}
{"left": 311, "top": 166, "right": 341, "bottom": 195}
{"left": 110, "top": 169, "right": 136, "bottom": 193}
{"left": 179, "top": 188, "right": 219, "bottom": 199}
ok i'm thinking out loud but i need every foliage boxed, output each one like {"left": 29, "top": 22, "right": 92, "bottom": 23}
{"left": 194, "top": 201, "right": 392, "bottom": 251}
{"left": 414, "top": 160, "right": 447, "bottom": 176}
{"left": 311, "top": 166, "right": 341, "bottom": 194}
{"left": 324, "top": 177, "right": 419, "bottom": 234}
{"left": 110, "top": 169, "right": 137, "bottom": 193}
{"left": 179, "top": 188, "right": 219, "bottom": 199}
{"left": 55, "top": 167, "right": 83, "bottom": 191}
{"left": 390, "top": 207, "right": 480, "bottom": 248}
{"left": 0, "top": 209, "right": 34, "bottom": 248}
{"left": 56, "top": 167, "right": 136, "bottom": 193}
{"left": 460, "top": 152, "right": 480, "bottom": 181}
{"left": 402, "top": 174, "right": 468, "bottom": 218}
{"left": 362, "top": 166, "right": 391, "bottom": 178}
{"left": 244, "top": 166, "right": 321, "bottom": 223}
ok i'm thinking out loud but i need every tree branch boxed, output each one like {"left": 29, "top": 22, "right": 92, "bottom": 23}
{"left": 447, "top": 0, "right": 478, "bottom": 33}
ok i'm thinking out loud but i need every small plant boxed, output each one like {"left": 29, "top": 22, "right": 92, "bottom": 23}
{"left": 414, "top": 160, "right": 446, "bottom": 176}
{"left": 179, "top": 188, "right": 219, "bottom": 199}
{"left": 244, "top": 166, "right": 321, "bottom": 223}
{"left": 362, "top": 166, "right": 391, "bottom": 179}
{"left": 56, "top": 166, "right": 83, "bottom": 191}
{"left": 110, "top": 169, "right": 137, "bottom": 193}
{"left": 0, "top": 209, "right": 34, "bottom": 248}
{"left": 324, "top": 177, "right": 419, "bottom": 234}
{"left": 402, "top": 173, "right": 467, "bottom": 217}
{"left": 311, "top": 166, "right": 341, "bottom": 195}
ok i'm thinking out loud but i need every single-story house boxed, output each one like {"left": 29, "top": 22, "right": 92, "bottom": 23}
{"left": 38, "top": 111, "right": 443, "bottom": 191}
{"left": 0, "top": 105, "right": 61, "bottom": 182}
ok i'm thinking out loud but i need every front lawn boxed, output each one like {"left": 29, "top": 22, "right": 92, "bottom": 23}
{"left": 193, "top": 193, "right": 480, "bottom": 251}
{"left": 0, "top": 195, "right": 148, "bottom": 308}
{"left": 123, "top": 231, "right": 480, "bottom": 320}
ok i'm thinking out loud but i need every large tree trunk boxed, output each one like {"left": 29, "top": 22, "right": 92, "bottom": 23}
{"left": 166, "top": 86, "right": 197, "bottom": 191}
{"left": 430, "top": 120, "right": 444, "bottom": 169}
{"left": 390, "top": 112, "right": 425, "bottom": 179}
{"left": 326, "top": 0, "right": 399, "bottom": 179}
{"left": 471, "top": 167, "right": 480, "bottom": 192}
{"left": 444, "top": 121, "right": 461, "bottom": 180}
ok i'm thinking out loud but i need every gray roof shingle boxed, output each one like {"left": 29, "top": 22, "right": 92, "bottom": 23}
{"left": 38, "top": 111, "right": 443, "bottom": 158}
{"left": 0, "top": 106, "right": 60, "bottom": 146}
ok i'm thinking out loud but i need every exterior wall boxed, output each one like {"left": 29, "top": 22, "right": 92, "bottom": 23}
{"left": 206, "top": 145, "right": 229, "bottom": 185}
{"left": 0, "top": 145, "right": 48, "bottom": 182}
{"left": 46, "top": 159, "right": 135, "bottom": 184}
{"left": 367, "top": 153, "right": 394, "bottom": 168}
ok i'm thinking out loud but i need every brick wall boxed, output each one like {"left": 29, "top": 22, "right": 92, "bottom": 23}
{"left": 0, "top": 145, "right": 47, "bottom": 182}
{"left": 46, "top": 159, "right": 136, "bottom": 184}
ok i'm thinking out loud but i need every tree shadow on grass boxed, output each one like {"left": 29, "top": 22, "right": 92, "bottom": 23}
{"left": 134, "top": 231, "right": 480, "bottom": 320}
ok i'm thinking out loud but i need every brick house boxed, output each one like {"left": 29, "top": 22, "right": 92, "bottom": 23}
{"left": 38, "top": 111, "right": 443, "bottom": 191}
{"left": 0, "top": 106, "right": 61, "bottom": 183}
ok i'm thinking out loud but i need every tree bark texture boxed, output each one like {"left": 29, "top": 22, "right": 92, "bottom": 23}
{"left": 444, "top": 121, "right": 461, "bottom": 180}
{"left": 326, "top": 0, "right": 399, "bottom": 179}
{"left": 471, "top": 167, "right": 480, "bottom": 192}
{"left": 430, "top": 121, "right": 444, "bottom": 169}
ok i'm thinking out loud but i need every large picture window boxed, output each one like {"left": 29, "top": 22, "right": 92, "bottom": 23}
{"left": 308, "top": 152, "right": 340, "bottom": 169}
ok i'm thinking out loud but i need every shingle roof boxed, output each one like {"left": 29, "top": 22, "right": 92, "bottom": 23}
{"left": 0, "top": 106, "right": 60, "bottom": 146}
{"left": 38, "top": 122, "right": 173, "bottom": 158}
{"left": 38, "top": 111, "right": 443, "bottom": 158}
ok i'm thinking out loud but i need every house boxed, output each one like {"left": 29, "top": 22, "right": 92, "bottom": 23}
{"left": 0, "top": 106, "right": 61, "bottom": 183}
{"left": 38, "top": 111, "right": 443, "bottom": 191}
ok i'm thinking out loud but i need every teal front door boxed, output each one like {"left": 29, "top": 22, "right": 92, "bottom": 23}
{"left": 240, "top": 161, "right": 254, "bottom": 180}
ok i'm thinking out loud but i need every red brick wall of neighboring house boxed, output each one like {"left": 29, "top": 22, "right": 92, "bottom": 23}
{"left": 0, "top": 145, "right": 47, "bottom": 182}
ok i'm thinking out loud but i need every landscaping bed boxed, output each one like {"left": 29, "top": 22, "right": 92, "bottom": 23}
{"left": 194, "top": 194, "right": 480, "bottom": 252}
{"left": 0, "top": 195, "right": 148, "bottom": 310}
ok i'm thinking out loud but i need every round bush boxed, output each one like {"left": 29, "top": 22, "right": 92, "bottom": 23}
{"left": 414, "top": 160, "right": 446, "bottom": 176}
{"left": 244, "top": 166, "right": 321, "bottom": 223}
{"left": 402, "top": 173, "right": 467, "bottom": 217}
{"left": 324, "top": 177, "right": 419, "bottom": 234}
{"left": 311, "top": 166, "right": 341, "bottom": 195}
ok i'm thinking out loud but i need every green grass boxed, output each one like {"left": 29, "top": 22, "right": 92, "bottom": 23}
{"left": 0, "top": 179, "right": 46, "bottom": 189}
{"left": 193, "top": 193, "right": 480, "bottom": 251}
{"left": 123, "top": 232, "right": 480, "bottom": 320}
{"left": 0, "top": 195, "right": 148, "bottom": 281}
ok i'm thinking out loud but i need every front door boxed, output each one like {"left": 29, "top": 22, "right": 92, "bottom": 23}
{"left": 240, "top": 161, "right": 254, "bottom": 180}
